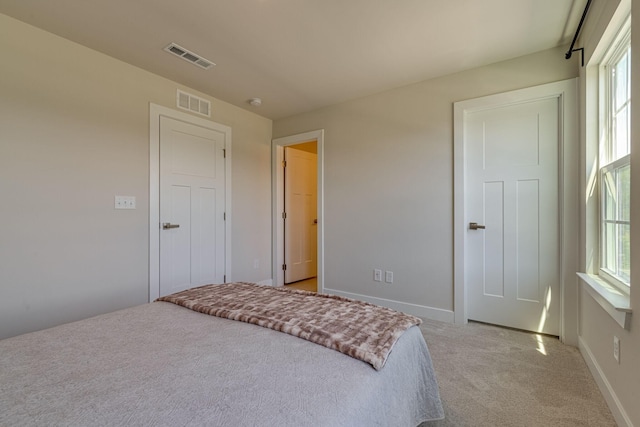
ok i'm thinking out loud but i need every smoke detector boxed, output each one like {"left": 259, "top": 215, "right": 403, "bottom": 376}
{"left": 248, "top": 98, "right": 262, "bottom": 107}
{"left": 164, "top": 43, "right": 215, "bottom": 70}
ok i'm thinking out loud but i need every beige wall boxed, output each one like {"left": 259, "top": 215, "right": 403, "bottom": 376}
{"left": 0, "top": 14, "right": 273, "bottom": 340}
{"left": 274, "top": 46, "right": 577, "bottom": 320}
{"left": 576, "top": 0, "right": 639, "bottom": 425}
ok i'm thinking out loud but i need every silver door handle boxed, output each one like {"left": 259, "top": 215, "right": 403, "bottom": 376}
{"left": 469, "top": 222, "right": 485, "bottom": 230}
{"left": 162, "top": 223, "right": 180, "bottom": 230}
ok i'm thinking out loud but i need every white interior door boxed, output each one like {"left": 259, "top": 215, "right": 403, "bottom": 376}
{"left": 465, "top": 97, "right": 560, "bottom": 335}
{"left": 284, "top": 147, "right": 317, "bottom": 283}
{"left": 159, "top": 116, "right": 226, "bottom": 296}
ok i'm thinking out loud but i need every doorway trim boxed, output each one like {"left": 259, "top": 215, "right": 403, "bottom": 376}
{"left": 149, "top": 103, "right": 232, "bottom": 302}
{"left": 272, "top": 130, "right": 325, "bottom": 292}
{"left": 453, "top": 79, "right": 578, "bottom": 344}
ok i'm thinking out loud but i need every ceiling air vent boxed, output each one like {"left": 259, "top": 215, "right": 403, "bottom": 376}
{"left": 177, "top": 89, "right": 211, "bottom": 117}
{"left": 164, "top": 43, "right": 215, "bottom": 70}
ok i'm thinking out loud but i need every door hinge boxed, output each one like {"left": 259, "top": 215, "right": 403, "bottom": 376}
{"left": 282, "top": 212, "right": 287, "bottom": 219}
{"left": 223, "top": 275, "right": 226, "bottom": 283}
{"left": 224, "top": 212, "right": 226, "bottom": 221}
{"left": 282, "top": 264, "right": 287, "bottom": 271}
{"left": 282, "top": 160, "right": 287, "bottom": 168}
{"left": 223, "top": 148, "right": 226, "bottom": 158}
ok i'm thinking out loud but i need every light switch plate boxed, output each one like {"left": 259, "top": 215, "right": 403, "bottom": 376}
{"left": 385, "top": 270, "right": 394, "bottom": 283}
{"left": 115, "top": 195, "right": 136, "bottom": 209}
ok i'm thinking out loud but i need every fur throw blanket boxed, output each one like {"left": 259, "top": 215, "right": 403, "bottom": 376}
{"left": 157, "top": 282, "right": 421, "bottom": 370}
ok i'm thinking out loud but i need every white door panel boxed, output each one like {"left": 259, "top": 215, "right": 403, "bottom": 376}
{"left": 482, "top": 181, "right": 504, "bottom": 297}
{"left": 165, "top": 185, "right": 191, "bottom": 288}
{"left": 466, "top": 97, "right": 559, "bottom": 335}
{"left": 159, "top": 116, "right": 226, "bottom": 297}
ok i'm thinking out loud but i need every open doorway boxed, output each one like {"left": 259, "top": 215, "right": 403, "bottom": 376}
{"left": 272, "top": 130, "right": 324, "bottom": 293}
{"left": 283, "top": 143, "right": 317, "bottom": 289}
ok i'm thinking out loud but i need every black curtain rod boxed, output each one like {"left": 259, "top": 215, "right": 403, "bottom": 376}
{"left": 565, "top": 0, "right": 593, "bottom": 66}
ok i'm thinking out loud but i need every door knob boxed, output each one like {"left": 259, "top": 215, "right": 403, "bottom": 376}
{"left": 469, "top": 222, "right": 486, "bottom": 230}
{"left": 162, "top": 222, "right": 180, "bottom": 230}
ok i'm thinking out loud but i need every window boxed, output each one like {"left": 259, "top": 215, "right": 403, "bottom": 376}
{"left": 599, "top": 22, "right": 631, "bottom": 289}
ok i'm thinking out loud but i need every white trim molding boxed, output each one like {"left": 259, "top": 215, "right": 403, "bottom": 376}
{"left": 579, "top": 337, "right": 633, "bottom": 427}
{"left": 577, "top": 273, "right": 631, "bottom": 330}
{"left": 326, "top": 288, "right": 454, "bottom": 323}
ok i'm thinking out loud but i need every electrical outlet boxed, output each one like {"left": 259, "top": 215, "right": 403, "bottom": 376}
{"left": 385, "top": 270, "right": 394, "bottom": 283}
{"left": 613, "top": 336, "right": 620, "bottom": 363}
{"left": 373, "top": 269, "right": 382, "bottom": 282}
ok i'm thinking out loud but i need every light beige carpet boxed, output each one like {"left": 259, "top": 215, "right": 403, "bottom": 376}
{"left": 285, "top": 277, "right": 317, "bottom": 293}
{"left": 419, "top": 319, "right": 616, "bottom": 426}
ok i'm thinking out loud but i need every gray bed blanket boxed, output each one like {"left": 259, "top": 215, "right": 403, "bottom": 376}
{"left": 0, "top": 301, "right": 444, "bottom": 426}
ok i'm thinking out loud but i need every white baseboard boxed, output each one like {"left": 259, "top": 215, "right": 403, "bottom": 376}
{"left": 578, "top": 336, "right": 632, "bottom": 427}
{"left": 255, "top": 279, "right": 274, "bottom": 286}
{"left": 324, "top": 288, "right": 454, "bottom": 323}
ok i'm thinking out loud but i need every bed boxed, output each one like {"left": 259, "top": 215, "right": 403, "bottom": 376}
{"left": 0, "top": 283, "right": 444, "bottom": 426}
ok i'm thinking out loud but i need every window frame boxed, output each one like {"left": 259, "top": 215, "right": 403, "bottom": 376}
{"left": 599, "top": 155, "right": 631, "bottom": 288}
{"left": 597, "top": 17, "right": 631, "bottom": 292}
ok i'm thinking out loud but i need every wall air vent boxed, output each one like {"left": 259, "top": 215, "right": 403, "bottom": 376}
{"left": 164, "top": 43, "right": 215, "bottom": 70}
{"left": 177, "top": 89, "right": 211, "bottom": 117}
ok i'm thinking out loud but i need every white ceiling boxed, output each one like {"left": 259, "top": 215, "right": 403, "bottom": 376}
{"left": 0, "top": 0, "right": 585, "bottom": 119}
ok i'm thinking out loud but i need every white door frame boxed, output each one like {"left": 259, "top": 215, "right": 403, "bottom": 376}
{"left": 272, "top": 130, "right": 324, "bottom": 292}
{"left": 453, "top": 79, "right": 578, "bottom": 344}
{"left": 149, "top": 103, "right": 232, "bottom": 302}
